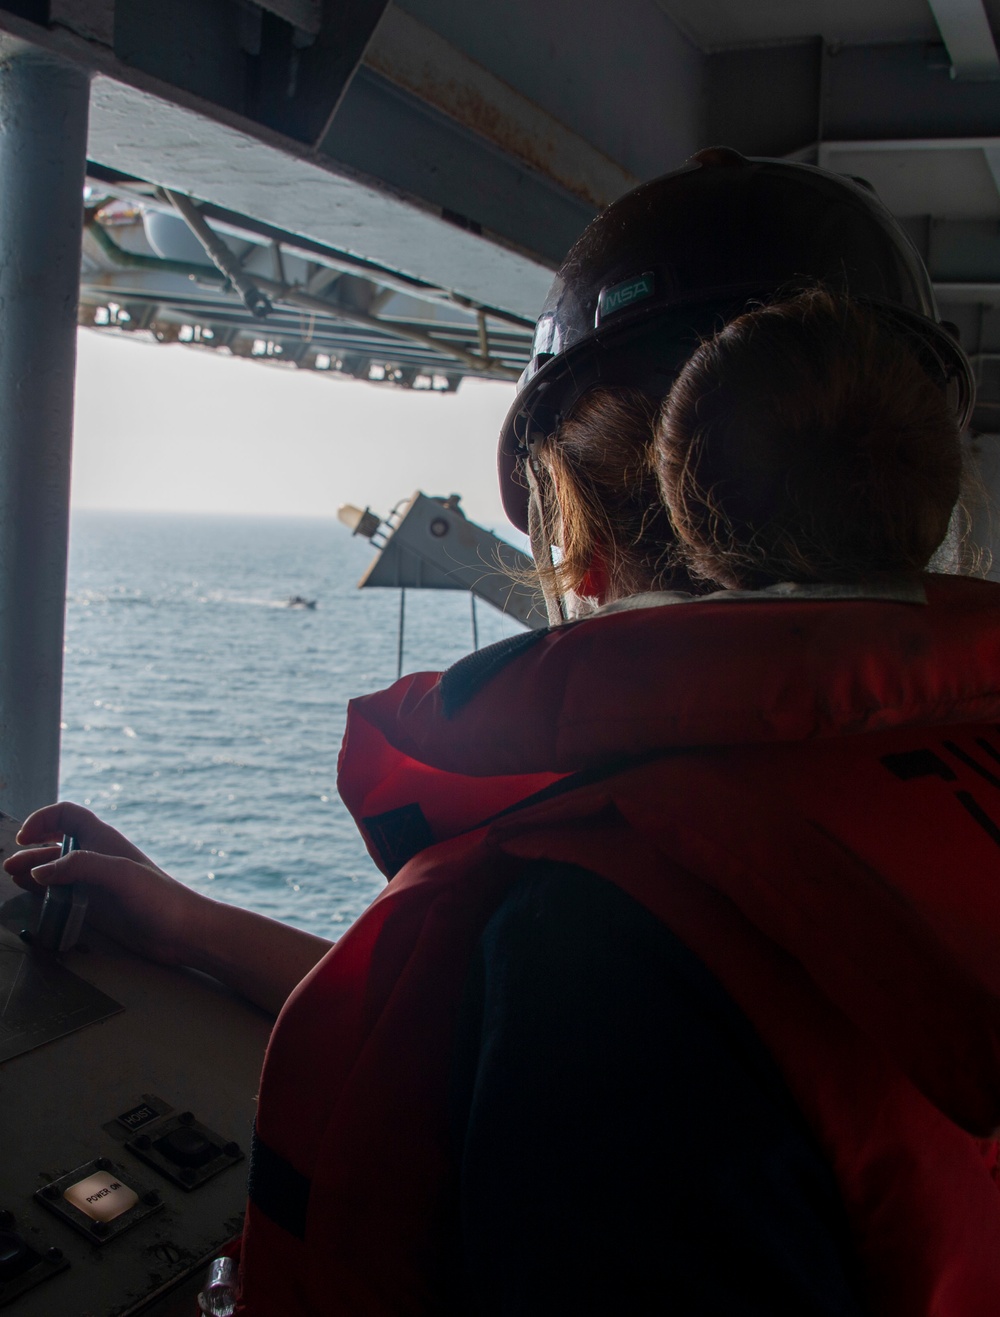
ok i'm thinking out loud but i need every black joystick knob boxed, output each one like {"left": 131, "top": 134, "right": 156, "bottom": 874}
{"left": 155, "top": 1127, "right": 217, "bottom": 1169}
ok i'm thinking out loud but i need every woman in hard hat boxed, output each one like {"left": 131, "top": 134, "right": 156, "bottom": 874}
{"left": 9, "top": 150, "right": 1000, "bottom": 1317}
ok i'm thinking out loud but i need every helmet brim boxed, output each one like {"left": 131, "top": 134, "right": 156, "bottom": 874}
{"left": 499, "top": 293, "right": 975, "bottom": 535}
{"left": 498, "top": 297, "right": 746, "bottom": 533}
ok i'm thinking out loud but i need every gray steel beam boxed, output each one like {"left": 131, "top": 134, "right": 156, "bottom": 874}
{"left": 362, "top": 6, "right": 638, "bottom": 211}
{"left": 985, "top": 146, "right": 1000, "bottom": 201}
{"left": 250, "top": 0, "right": 391, "bottom": 144}
{"left": 935, "top": 281, "right": 1000, "bottom": 300}
{"left": 823, "top": 41, "right": 1000, "bottom": 140}
{"left": 113, "top": 0, "right": 250, "bottom": 116}
{"left": 321, "top": 67, "right": 596, "bottom": 266}
{"left": 256, "top": 0, "right": 322, "bottom": 36}
{"left": 0, "top": 5, "right": 558, "bottom": 318}
{"left": 0, "top": 42, "right": 89, "bottom": 819}
{"left": 925, "top": 0, "right": 1000, "bottom": 80}
{"left": 113, "top": 0, "right": 391, "bottom": 145}
{"left": 386, "top": 0, "right": 700, "bottom": 182}
{"left": 0, "top": 0, "right": 646, "bottom": 290}
{"left": 693, "top": 41, "right": 1000, "bottom": 156}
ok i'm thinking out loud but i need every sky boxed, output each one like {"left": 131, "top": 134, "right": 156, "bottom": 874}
{"left": 71, "top": 327, "right": 520, "bottom": 536}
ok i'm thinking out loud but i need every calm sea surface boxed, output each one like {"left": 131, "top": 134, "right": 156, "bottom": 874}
{"left": 59, "top": 511, "right": 526, "bottom": 936}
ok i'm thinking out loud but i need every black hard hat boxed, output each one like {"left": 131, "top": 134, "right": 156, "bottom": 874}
{"left": 498, "top": 147, "right": 975, "bottom": 533}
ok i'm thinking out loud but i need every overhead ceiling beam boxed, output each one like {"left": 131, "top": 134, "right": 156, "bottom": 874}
{"left": 320, "top": 67, "right": 598, "bottom": 265}
{"left": 85, "top": 72, "right": 554, "bottom": 321}
{"left": 49, "top": 0, "right": 113, "bottom": 45}
{"left": 0, "top": 8, "right": 561, "bottom": 320}
{"left": 933, "top": 281, "right": 1000, "bottom": 301}
{"left": 361, "top": 6, "right": 638, "bottom": 211}
{"left": 700, "top": 40, "right": 1000, "bottom": 162}
{"left": 250, "top": 0, "right": 391, "bottom": 144}
{"left": 823, "top": 42, "right": 1000, "bottom": 140}
{"left": 820, "top": 135, "right": 1000, "bottom": 154}
{"left": 925, "top": 0, "right": 1000, "bottom": 80}
{"left": 984, "top": 146, "right": 1000, "bottom": 201}
{"left": 819, "top": 135, "right": 1000, "bottom": 208}
{"left": 253, "top": 0, "right": 321, "bottom": 36}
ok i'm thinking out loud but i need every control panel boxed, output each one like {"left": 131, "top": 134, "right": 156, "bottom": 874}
{"left": 0, "top": 863, "right": 272, "bottom": 1316}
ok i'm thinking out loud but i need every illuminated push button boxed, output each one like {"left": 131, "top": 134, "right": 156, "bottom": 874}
{"left": 63, "top": 1171, "right": 138, "bottom": 1223}
{"left": 154, "top": 1127, "right": 217, "bottom": 1169}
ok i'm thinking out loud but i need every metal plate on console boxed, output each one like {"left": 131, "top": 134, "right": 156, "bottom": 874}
{"left": 0, "top": 921, "right": 122, "bottom": 1065}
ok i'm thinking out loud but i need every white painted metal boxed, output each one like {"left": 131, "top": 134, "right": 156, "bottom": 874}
{"left": 358, "top": 493, "right": 543, "bottom": 628}
{"left": 0, "top": 46, "right": 89, "bottom": 820}
{"left": 819, "top": 138, "right": 1000, "bottom": 219}
{"left": 364, "top": 7, "right": 639, "bottom": 210}
{"left": 926, "top": 0, "right": 1000, "bottom": 80}
{"left": 86, "top": 74, "right": 555, "bottom": 322}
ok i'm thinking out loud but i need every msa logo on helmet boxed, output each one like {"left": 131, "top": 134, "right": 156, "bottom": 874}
{"left": 596, "top": 272, "right": 655, "bottom": 326}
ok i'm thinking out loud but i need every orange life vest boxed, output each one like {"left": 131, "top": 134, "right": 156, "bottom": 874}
{"left": 236, "top": 575, "right": 1000, "bottom": 1316}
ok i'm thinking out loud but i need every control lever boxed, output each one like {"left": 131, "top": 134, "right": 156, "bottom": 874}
{"left": 35, "top": 835, "right": 87, "bottom": 952}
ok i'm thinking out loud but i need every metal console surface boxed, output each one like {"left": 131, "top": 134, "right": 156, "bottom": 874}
{"left": 0, "top": 870, "right": 272, "bottom": 1316}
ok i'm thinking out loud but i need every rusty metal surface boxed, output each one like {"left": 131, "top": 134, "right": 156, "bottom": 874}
{"left": 363, "top": 6, "right": 638, "bottom": 210}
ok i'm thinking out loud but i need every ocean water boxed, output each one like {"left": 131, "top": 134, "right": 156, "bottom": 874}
{"left": 59, "top": 511, "right": 526, "bottom": 936}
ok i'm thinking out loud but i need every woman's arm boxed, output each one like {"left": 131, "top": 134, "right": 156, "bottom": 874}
{"left": 181, "top": 897, "right": 332, "bottom": 1016}
{"left": 4, "top": 802, "right": 332, "bottom": 1016}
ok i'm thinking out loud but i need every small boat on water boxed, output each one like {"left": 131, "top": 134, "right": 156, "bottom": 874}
{"left": 286, "top": 595, "right": 317, "bottom": 610}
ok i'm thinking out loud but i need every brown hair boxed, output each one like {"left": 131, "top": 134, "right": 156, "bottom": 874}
{"left": 530, "top": 388, "right": 689, "bottom": 600}
{"left": 657, "top": 288, "right": 962, "bottom": 588}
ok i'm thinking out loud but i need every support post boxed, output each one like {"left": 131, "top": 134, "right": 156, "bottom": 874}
{"left": 0, "top": 45, "right": 90, "bottom": 821}
{"left": 396, "top": 588, "right": 406, "bottom": 680}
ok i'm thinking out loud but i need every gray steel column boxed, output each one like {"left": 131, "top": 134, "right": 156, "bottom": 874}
{"left": 0, "top": 45, "right": 89, "bottom": 821}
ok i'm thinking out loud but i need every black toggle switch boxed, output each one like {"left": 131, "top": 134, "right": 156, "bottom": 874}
{"left": 0, "top": 1210, "right": 68, "bottom": 1307}
{"left": 154, "top": 1127, "right": 219, "bottom": 1169}
{"left": 125, "top": 1109, "right": 243, "bottom": 1190}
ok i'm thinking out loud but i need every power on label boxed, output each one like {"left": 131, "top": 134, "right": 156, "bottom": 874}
{"left": 63, "top": 1172, "right": 139, "bottom": 1223}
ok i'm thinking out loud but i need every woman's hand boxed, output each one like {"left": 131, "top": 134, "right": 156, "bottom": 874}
{"left": 4, "top": 801, "right": 335, "bottom": 1015}
{"left": 3, "top": 801, "right": 209, "bottom": 967}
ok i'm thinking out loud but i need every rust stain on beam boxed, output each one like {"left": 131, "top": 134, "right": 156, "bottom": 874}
{"left": 363, "top": 5, "right": 638, "bottom": 210}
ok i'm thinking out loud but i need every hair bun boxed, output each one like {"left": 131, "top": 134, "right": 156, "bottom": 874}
{"left": 656, "top": 288, "right": 962, "bottom": 588}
